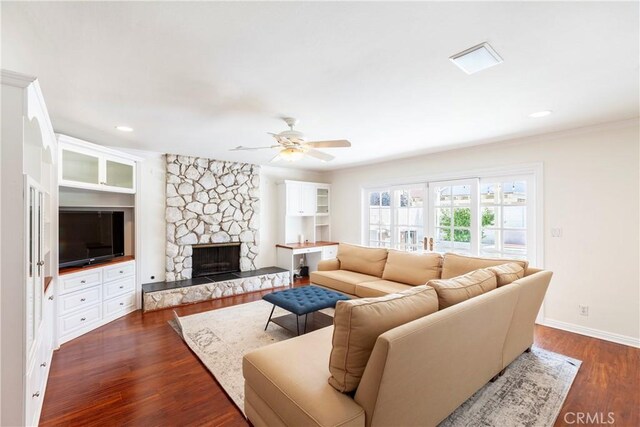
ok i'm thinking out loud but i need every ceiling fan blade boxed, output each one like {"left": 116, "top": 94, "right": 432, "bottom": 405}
{"left": 304, "top": 149, "right": 335, "bottom": 162}
{"left": 304, "top": 139, "right": 351, "bottom": 148}
{"left": 270, "top": 153, "right": 282, "bottom": 163}
{"left": 230, "top": 145, "right": 277, "bottom": 151}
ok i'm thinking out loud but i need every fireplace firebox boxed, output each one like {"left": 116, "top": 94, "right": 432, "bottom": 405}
{"left": 192, "top": 243, "right": 241, "bottom": 277}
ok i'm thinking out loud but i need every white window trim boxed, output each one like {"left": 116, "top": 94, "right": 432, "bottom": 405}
{"left": 360, "top": 162, "right": 544, "bottom": 267}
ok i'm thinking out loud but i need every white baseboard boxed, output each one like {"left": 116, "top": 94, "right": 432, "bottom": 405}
{"left": 539, "top": 318, "right": 640, "bottom": 348}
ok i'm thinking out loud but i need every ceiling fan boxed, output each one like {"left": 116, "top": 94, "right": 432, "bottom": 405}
{"left": 230, "top": 117, "right": 351, "bottom": 162}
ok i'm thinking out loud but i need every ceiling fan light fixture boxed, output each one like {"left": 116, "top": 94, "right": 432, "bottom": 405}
{"left": 279, "top": 148, "right": 304, "bottom": 162}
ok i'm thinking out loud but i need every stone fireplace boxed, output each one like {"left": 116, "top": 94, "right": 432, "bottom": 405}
{"left": 192, "top": 243, "right": 240, "bottom": 277}
{"left": 165, "top": 154, "right": 260, "bottom": 281}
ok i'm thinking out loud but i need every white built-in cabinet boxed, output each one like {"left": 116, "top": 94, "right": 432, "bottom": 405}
{"left": 58, "top": 259, "right": 137, "bottom": 344}
{"left": 1, "top": 70, "right": 58, "bottom": 427}
{"left": 279, "top": 180, "right": 332, "bottom": 244}
{"left": 58, "top": 134, "right": 136, "bottom": 193}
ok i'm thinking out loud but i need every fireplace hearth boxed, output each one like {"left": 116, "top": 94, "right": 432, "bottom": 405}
{"left": 192, "top": 243, "right": 241, "bottom": 277}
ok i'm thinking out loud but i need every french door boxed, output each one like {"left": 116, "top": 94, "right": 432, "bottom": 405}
{"left": 427, "top": 179, "right": 479, "bottom": 255}
{"left": 365, "top": 175, "right": 535, "bottom": 263}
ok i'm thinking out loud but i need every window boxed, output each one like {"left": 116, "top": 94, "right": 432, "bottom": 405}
{"left": 368, "top": 189, "right": 391, "bottom": 248}
{"left": 364, "top": 172, "right": 537, "bottom": 264}
{"left": 480, "top": 177, "right": 531, "bottom": 260}
{"left": 393, "top": 186, "right": 425, "bottom": 252}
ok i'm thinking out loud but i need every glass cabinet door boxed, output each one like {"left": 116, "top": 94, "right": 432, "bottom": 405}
{"left": 105, "top": 159, "right": 134, "bottom": 190}
{"left": 61, "top": 149, "right": 100, "bottom": 185}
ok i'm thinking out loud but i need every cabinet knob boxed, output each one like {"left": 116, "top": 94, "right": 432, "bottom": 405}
{"left": 80, "top": 280, "right": 86, "bottom": 284}
{"left": 80, "top": 317, "right": 86, "bottom": 321}
{"left": 119, "top": 286, "right": 124, "bottom": 289}
{"left": 119, "top": 302, "right": 124, "bottom": 306}
{"left": 48, "top": 295, "right": 54, "bottom": 300}
{"left": 119, "top": 271, "right": 124, "bottom": 274}
{"left": 40, "top": 362, "right": 47, "bottom": 368}
{"left": 80, "top": 298, "right": 86, "bottom": 302}
{"left": 37, "top": 261, "right": 45, "bottom": 266}
{"left": 32, "top": 392, "right": 40, "bottom": 398}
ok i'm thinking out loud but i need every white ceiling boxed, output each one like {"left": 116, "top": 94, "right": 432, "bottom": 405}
{"left": 3, "top": 1, "right": 638, "bottom": 171}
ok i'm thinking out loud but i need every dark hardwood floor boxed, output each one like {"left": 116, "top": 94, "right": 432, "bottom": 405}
{"left": 41, "top": 279, "right": 639, "bottom": 426}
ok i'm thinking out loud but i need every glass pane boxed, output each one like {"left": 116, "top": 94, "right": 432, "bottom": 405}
{"left": 481, "top": 207, "right": 497, "bottom": 227}
{"left": 106, "top": 160, "right": 134, "bottom": 189}
{"left": 408, "top": 208, "right": 423, "bottom": 226}
{"left": 503, "top": 230, "right": 527, "bottom": 255}
{"left": 29, "top": 188, "right": 34, "bottom": 278}
{"left": 398, "top": 191, "right": 409, "bottom": 207}
{"left": 435, "top": 186, "right": 451, "bottom": 206}
{"left": 369, "top": 227, "right": 380, "bottom": 242}
{"left": 452, "top": 228, "right": 471, "bottom": 253}
{"left": 453, "top": 208, "right": 471, "bottom": 227}
{"left": 452, "top": 185, "right": 471, "bottom": 206}
{"left": 62, "top": 150, "right": 100, "bottom": 184}
{"left": 435, "top": 208, "right": 451, "bottom": 228}
{"left": 380, "top": 208, "right": 391, "bottom": 225}
{"left": 369, "top": 192, "right": 380, "bottom": 206}
{"left": 481, "top": 229, "right": 499, "bottom": 253}
{"left": 381, "top": 192, "right": 391, "bottom": 207}
{"left": 397, "top": 227, "right": 423, "bottom": 246}
{"left": 434, "top": 228, "right": 452, "bottom": 251}
{"left": 408, "top": 188, "right": 424, "bottom": 207}
{"left": 503, "top": 206, "right": 526, "bottom": 228}
{"left": 480, "top": 183, "right": 500, "bottom": 205}
{"left": 397, "top": 208, "right": 408, "bottom": 225}
{"left": 379, "top": 227, "right": 391, "bottom": 243}
{"left": 502, "top": 181, "right": 527, "bottom": 205}
{"left": 369, "top": 208, "right": 380, "bottom": 225}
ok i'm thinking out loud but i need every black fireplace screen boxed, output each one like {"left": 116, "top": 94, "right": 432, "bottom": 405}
{"left": 192, "top": 243, "right": 240, "bottom": 277}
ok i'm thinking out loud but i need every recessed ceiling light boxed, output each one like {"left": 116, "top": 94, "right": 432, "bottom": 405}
{"left": 115, "top": 125, "right": 134, "bottom": 132}
{"left": 528, "top": 110, "right": 553, "bottom": 118}
{"left": 450, "top": 42, "right": 503, "bottom": 75}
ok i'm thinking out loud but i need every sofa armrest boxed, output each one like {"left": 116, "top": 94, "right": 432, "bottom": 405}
{"left": 318, "top": 258, "right": 340, "bottom": 271}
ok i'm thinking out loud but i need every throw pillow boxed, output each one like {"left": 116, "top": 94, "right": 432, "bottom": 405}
{"left": 381, "top": 250, "right": 443, "bottom": 286}
{"left": 328, "top": 285, "right": 438, "bottom": 392}
{"left": 427, "top": 268, "right": 497, "bottom": 309}
{"left": 441, "top": 252, "right": 528, "bottom": 279}
{"left": 486, "top": 262, "right": 526, "bottom": 287}
{"left": 337, "top": 243, "right": 389, "bottom": 277}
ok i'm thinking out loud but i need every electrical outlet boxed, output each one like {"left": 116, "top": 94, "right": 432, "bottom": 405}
{"left": 578, "top": 305, "right": 589, "bottom": 317}
{"left": 551, "top": 228, "right": 563, "bottom": 237}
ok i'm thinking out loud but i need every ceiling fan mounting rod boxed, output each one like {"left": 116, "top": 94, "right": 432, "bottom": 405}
{"left": 283, "top": 117, "right": 298, "bottom": 130}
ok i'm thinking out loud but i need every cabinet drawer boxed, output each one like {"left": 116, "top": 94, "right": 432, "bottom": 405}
{"left": 322, "top": 246, "right": 338, "bottom": 259}
{"left": 59, "top": 305, "right": 102, "bottom": 336}
{"left": 59, "top": 285, "right": 102, "bottom": 316}
{"left": 104, "top": 276, "right": 135, "bottom": 299}
{"left": 103, "top": 262, "right": 135, "bottom": 283}
{"left": 59, "top": 270, "right": 102, "bottom": 295}
{"left": 294, "top": 247, "right": 321, "bottom": 255}
{"left": 104, "top": 292, "right": 136, "bottom": 317}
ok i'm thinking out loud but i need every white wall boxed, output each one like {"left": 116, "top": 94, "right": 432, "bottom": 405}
{"left": 327, "top": 119, "right": 640, "bottom": 346}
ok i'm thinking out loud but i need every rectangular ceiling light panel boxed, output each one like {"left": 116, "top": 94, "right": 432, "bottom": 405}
{"left": 450, "top": 42, "right": 503, "bottom": 74}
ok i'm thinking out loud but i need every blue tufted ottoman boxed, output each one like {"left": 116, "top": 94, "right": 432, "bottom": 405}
{"left": 263, "top": 285, "right": 349, "bottom": 335}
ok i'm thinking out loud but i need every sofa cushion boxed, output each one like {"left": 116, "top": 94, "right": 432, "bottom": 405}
{"left": 243, "top": 327, "right": 366, "bottom": 427}
{"left": 328, "top": 286, "right": 438, "bottom": 392}
{"left": 355, "top": 280, "right": 414, "bottom": 298}
{"left": 337, "top": 243, "right": 389, "bottom": 277}
{"left": 310, "top": 270, "right": 380, "bottom": 295}
{"left": 428, "top": 268, "right": 497, "bottom": 309}
{"left": 441, "top": 253, "right": 528, "bottom": 279}
{"left": 486, "top": 262, "right": 526, "bottom": 287}
{"left": 382, "top": 250, "right": 442, "bottom": 286}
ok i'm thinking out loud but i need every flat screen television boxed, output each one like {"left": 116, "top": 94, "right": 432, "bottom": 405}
{"left": 59, "top": 210, "right": 125, "bottom": 268}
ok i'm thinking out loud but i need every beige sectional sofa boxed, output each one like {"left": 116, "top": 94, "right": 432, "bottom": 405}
{"left": 243, "top": 243, "right": 552, "bottom": 427}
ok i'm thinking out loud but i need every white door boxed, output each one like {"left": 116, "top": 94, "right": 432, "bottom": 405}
{"left": 427, "top": 179, "right": 479, "bottom": 255}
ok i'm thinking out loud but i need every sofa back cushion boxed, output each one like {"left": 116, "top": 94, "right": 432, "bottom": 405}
{"left": 337, "top": 243, "right": 389, "bottom": 277}
{"left": 328, "top": 286, "right": 438, "bottom": 393}
{"left": 486, "top": 262, "right": 526, "bottom": 287}
{"left": 427, "top": 268, "right": 497, "bottom": 309}
{"left": 382, "top": 250, "right": 442, "bottom": 286}
{"left": 441, "top": 253, "right": 528, "bottom": 279}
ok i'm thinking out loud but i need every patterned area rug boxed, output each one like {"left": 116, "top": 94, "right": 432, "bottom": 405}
{"left": 172, "top": 300, "right": 581, "bottom": 426}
